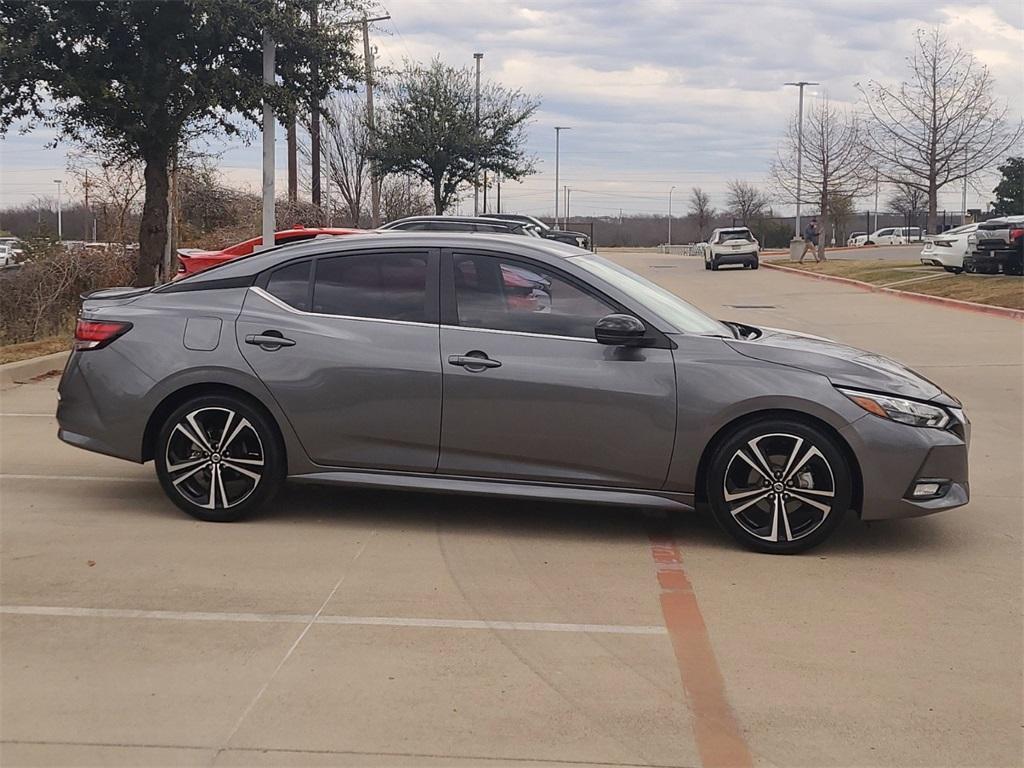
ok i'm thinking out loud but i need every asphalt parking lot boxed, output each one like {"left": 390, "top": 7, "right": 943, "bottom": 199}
{"left": 1, "top": 251, "right": 1021, "bottom": 767}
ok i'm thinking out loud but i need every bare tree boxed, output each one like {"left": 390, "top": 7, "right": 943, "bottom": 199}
{"left": 380, "top": 175, "right": 433, "bottom": 223}
{"left": 858, "top": 28, "right": 1023, "bottom": 234}
{"left": 887, "top": 182, "right": 927, "bottom": 218}
{"left": 67, "top": 151, "right": 145, "bottom": 244}
{"left": 299, "top": 92, "right": 371, "bottom": 227}
{"left": 688, "top": 187, "right": 715, "bottom": 241}
{"left": 726, "top": 180, "right": 770, "bottom": 226}
{"left": 771, "top": 98, "right": 871, "bottom": 258}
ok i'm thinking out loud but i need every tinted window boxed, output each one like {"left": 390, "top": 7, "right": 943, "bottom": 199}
{"left": 453, "top": 254, "right": 612, "bottom": 338}
{"left": 266, "top": 261, "right": 311, "bottom": 311}
{"left": 313, "top": 252, "right": 429, "bottom": 322}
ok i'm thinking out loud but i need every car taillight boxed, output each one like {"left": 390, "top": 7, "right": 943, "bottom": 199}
{"left": 74, "top": 319, "right": 132, "bottom": 351}
{"left": 1010, "top": 228, "right": 1024, "bottom": 241}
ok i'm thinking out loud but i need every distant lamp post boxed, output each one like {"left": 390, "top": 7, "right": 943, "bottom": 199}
{"left": 784, "top": 81, "right": 819, "bottom": 239}
{"left": 554, "top": 126, "right": 571, "bottom": 228}
{"left": 53, "top": 179, "right": 63, "bottom": 240}
{"left": 667, "top": 185, "right": 677, "bottom": 250}
{"left": 473, "top": 52, "right": 483, "bottom": 217}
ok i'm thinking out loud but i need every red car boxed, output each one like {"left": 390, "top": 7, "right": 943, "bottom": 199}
{"left": 175, "top": 226, "right": 364, "bottom": 277}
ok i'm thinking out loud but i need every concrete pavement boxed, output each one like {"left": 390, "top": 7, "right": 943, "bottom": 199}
{"left": 1, "top": 252, "right": 1021, "bottom": 767}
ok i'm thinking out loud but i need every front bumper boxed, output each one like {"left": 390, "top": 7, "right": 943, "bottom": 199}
{"left": 841, "top": 412, "right": 970, "bottom": 520}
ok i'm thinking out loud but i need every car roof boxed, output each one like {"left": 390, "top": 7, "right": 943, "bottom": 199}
{"left": 382, "top": 215, "right": 525, "bottom": 226}
{"left": 161, "top": 231, "right": 587, "bottom": 288}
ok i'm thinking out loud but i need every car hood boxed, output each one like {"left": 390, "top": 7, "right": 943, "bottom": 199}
{"left": 726, "top": 326, "right": 958, "bottom": 405}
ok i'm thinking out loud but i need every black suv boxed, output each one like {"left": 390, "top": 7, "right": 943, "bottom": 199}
{"left": 963, "top": 216, "right": 1024, "bottom": 275}
{"left": 379, "top": 216, "right": 540, "bottom": 237}
{"left": 480, "top": 213, "right": 591, "bottom": 250}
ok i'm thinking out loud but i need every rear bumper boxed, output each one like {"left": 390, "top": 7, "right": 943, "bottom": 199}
{"left": 841, "top": 413, "right": 970, "bottom": 521}
{"left": 711, "top": 250, "right": 758, "bottom": 264}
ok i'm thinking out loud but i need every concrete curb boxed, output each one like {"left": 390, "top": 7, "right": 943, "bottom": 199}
{"left": 0, "top": 351, "right": 70, "bottom": 390}
{"left": 763, "top": 262, "right": 1024, "bottom": 321}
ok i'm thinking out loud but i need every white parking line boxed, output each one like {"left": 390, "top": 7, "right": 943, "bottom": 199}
{"left": 0, "top": 604, "right": 667, "bottom": 635}
{"left": 0, "top": 413, "right": 54, "bottom": 417}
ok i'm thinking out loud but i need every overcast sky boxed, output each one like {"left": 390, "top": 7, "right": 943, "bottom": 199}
{"left": 1, "top": 0, "right": 1021, "bottom": 218}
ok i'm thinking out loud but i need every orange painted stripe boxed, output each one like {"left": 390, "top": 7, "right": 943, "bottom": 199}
{"left": 649, "top": 531, "right": 753, "bottom": 768}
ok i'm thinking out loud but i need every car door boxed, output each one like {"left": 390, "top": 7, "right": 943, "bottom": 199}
{"left": 236, "top": 248, "right": 442, "bottom": 472}
{"left": 437, "top": 249, "right": 677, "bottom": 489}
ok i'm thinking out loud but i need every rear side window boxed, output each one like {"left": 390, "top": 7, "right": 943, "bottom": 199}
{"left": 266, "top": 261, "right": 311, "bottom": 311}
{"left": 313, "top": 252, "right": 429, "bottom": 322}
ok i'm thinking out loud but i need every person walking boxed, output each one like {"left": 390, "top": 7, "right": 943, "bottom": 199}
{"left": 800, "top": 218, "right": 821, "bottom": 263}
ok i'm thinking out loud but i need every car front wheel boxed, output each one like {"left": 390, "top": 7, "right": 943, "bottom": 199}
{"left": 706, "top": 419, "right": 851, "bottom": 554}
{"left": 155, "top": 395, "right": 285, "bottom": 522}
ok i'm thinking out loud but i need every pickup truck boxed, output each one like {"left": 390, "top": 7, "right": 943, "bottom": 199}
{"left": 962, "top": 216, "right": 1024, "bottom": 275}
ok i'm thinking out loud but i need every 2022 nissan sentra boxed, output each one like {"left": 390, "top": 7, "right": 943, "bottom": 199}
{"left": 57, "top": 232, "right": 970, "bottom": 554}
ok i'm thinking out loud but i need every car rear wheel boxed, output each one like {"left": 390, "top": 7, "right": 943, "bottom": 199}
{"left": 750, "top": 258, "right": 759, "bottom": 270}
{"left": 155, "top": 395, "right": 284, "bottom": 522}
{"left": 706, "top": 419, "right": 851, "bottom": 554}
{"left": 710, "top": 257, "right": 719, "bottom": 271}
{"left": 943, "top": 266, "right": 963, "bottom": 274}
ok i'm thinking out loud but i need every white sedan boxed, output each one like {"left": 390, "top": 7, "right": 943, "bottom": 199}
{"left": 920, "top": 224, "right": 977, "bottom": 273}
{"left": 699, "top": 227, "right": 760, "bottom": 270}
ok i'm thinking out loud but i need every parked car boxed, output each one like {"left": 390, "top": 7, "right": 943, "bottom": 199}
{"left": 846, "top": 232, "right": 869, "bottom": 247}
{"left": 56, "top": 232, "right": 969, "bottom": 555}
{"left": 175, "top": 226, "right": 364, "bottom": 277}
{"left": 962, "top": 216, "right": 1024, "bottom": 275}
{"left": 919, "top": 223, "right": 978, "bottom": 273}
{"left": 379, "top": 215, "right": 543, "bottom": 238}
{"left": 698, "top": 227, "right": 760, "bottom": 270}
{"left": 867, "top": 226, "right": 923, "bottom": 245}
{"left": 480, "top": 213, "right": 591, "bottom": 249}
{"left": 0, "top": 243, "right": 16, "bottom": 267}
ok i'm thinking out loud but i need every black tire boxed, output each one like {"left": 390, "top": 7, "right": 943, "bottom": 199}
{"left": 705, "top": 418, "right": 851, "bottom": 554}
{"left": 155, "top": 394, "right": 285, "bottom": 522}
{"left": 704, "top": 259, "right": 711, "bottom": 270}
{"left": 710, "top": 258, "right": 719, "bottom": 271}
{"left": 943, "top": 266, "right": 963, "bottom": 274}
{"left": 750, "top": 258, "right": 759, "bottom": 270}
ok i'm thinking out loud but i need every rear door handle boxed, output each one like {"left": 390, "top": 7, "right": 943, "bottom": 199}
{"left": 245, "top": 333, "right": 296, "bottom": 349}
{"left": 448, "top": 353, "right": 501, "bottom": 370}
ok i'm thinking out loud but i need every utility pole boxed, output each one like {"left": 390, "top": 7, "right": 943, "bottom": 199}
{"left": 564, "top": 186, "right": 570, "bottom": 223}
{"left": 363, "top": 15, "right": 390, "bottom": 225}
{"left": 496, "top": 173, "right": 501, "bottom": 213}
{"left": 261, "top": 29, "right": 275, "bottom": 250}
{"left": 554, "top": 126, "right": 570, "bottom": 228}
{"left": 82, "top": 170, "right": 90, "bottom": 241}
{"left": 473, "top": 52, "right": 483, "bottom": 217}
{"left": 873, "top": 168, "right": 879, "bottom": 234}
{"left": 287, "top": 116, "right": 298, "bottom": 202}
{"left": 310, "top": 1, "right": 320, "bottom": 208}
{"left": 668, "top": 184, "right": 676, "bottom": 249}
{"left": 53, "top": 179, "right": 62, "bottom": 240}
{"left": 785, "top": 81, "right": 818, "bottom": 240}
{"left": 961, "top": 147, "right": 968, "bottom": 226}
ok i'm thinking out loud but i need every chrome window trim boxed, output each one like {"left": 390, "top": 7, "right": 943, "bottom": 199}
{"left": 249, "top": 286, "right": 437, "bottom": 329}
{"left": 440, "top": 323, "right": 598, "bottom": 344}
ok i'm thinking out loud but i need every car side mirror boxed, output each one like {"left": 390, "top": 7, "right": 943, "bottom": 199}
{"left": 595, "top": 314, "right": 646, "bottom": 346}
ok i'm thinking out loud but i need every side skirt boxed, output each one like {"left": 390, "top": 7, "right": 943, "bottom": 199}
{"left": 290, "top": 469, "right": 695, "bottom": 511}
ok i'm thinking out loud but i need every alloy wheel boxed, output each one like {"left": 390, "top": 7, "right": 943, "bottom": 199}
{"left": 164, "top": 407, "right": 265, "bottom": 510}
{"left": 722, "top": 432, "right": 836, "bottom": 543}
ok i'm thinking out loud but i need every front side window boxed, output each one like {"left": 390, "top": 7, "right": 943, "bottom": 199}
{"left": 452, "top": 253, "right": 613, "bottom": 338}
{"left": 266, "top": 260, "right": 311, "bottom": 311}
{"left": 313, "top": 252, "right": 429, "bottom": 322}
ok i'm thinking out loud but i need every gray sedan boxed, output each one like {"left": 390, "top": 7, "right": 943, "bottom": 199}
{"left": 56, "top": 233, "right": 969, "bottom": 554}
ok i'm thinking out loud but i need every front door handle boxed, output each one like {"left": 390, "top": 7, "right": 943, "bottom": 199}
{"left": 245, "top": 332, "right": 296, "bottom": 350}
{"left": 448, "top": 352, "right": 502, "bottom": 371}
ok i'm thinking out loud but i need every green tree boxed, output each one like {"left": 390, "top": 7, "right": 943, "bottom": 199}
{"left": 370, "top": 58, "right": 539, "bottom": 214}
{"left": 991, "top": 157, "right": 1023, "bottom": 216}
{"left": 0, "top": 0, "right": 359, "bottom": 285}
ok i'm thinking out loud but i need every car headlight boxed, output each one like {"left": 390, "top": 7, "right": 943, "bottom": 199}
{"left": 838, "top": 387, "right": 950, "bottom": 429}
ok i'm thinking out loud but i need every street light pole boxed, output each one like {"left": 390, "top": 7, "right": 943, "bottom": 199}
{"left": 473, "top": 53, "right": 483, "bottom": 217}
{"left": 53, "top": 179, "right": 63, "bottom": 240}
{"left": 554, "top": 126, "right": 570, "bottom": 228}
{"left": 785, "top": 81, "right": 818, "bottom": 240}
{"left": 668, "top": 185, "right": 676, "bottom": 249}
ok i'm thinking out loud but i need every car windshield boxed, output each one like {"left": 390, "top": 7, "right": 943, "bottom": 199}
{"left": 570, "top": 255, "right": 733, "bottom": 336}
{"left": 718, "top": 229, "right": 753, "bottom": 242}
